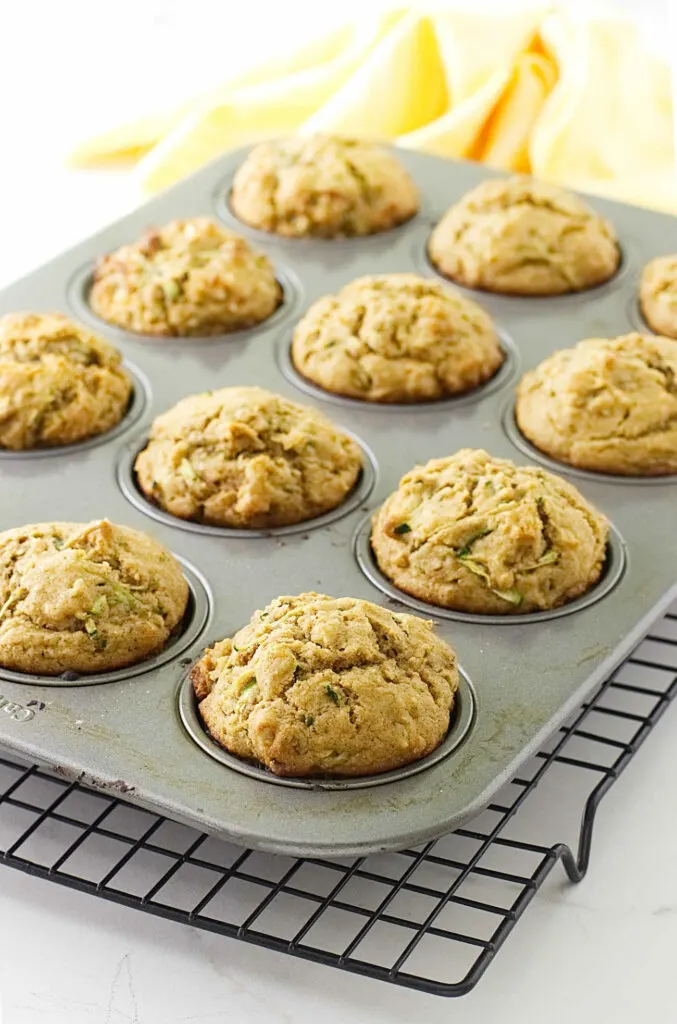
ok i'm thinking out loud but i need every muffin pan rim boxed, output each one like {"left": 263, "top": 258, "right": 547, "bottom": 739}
{"left": 502, "top": 397, "right": 677, "bottom": 486}
{"left": 353, "top": 510, "right": 627, "bottom": 625}
{"left": 0, "top": 360, "right": 151, "bottom": 461}
{"left": 178, "top": 665, "right": 476, "bottom": 791}
{"left": 67, "top": 261, "right": 304, "bottom": 346}
{"left": 629, "top": 294, "right": 652, "bottom": 334}
{"left": 0, "top": 556, "right": 212, "bottom": 688}
{"left": 116, "top": 426, "right": 378, "bottom": 538}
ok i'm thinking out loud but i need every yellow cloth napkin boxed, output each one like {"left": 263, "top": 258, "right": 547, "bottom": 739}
{"left": 528, "top": 12, "right": 676, "bottom": 210}
{"left": 432, "top": 7, "right": 544, "bottom": 103}
{"left": 472, "top": 51, "right": 558, "bottom": 172}
{"left": 396, "top": 8, "right": 546, "bottom": 159}
{"left": 69, "top": 5, "right": 676, "bottom": 214}
{"left": 301, "top": 11, "right": 447, "bottom": 138}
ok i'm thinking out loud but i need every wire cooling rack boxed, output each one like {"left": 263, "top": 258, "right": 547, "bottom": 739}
{"left": 1, "top": 602, "right": 676, "bottom": 998}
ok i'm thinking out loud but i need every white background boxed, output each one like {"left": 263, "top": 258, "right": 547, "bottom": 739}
{"left": 0, "top": 3, "right": 676, "bottom": 1021}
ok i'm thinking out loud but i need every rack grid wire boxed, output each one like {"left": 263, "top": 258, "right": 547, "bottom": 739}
{"left": 1, "top": 602, "right": 676, "bottom": 998}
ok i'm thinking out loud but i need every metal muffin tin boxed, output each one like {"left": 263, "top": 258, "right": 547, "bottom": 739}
{"left": 0, "top": 146, "right": 675, "bottom": 858}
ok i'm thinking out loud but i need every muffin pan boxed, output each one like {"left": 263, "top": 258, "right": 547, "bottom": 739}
{"left": 0, "top": 146, "right": 675, "bottom": 858}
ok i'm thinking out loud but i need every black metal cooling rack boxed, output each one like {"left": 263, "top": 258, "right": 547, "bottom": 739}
{"left": 1, "top": 605, "right": 676, "bottom": 998}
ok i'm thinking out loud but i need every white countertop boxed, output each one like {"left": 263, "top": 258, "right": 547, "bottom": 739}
{"left": 1, "top": 5, "right": 676, "bottom": 1020}
{"left": 2, "top": 706, "right": 677, "bottom": 1024}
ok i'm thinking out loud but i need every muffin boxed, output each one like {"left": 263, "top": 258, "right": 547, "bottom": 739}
{"left": 371, "top": 449, "right": 608, "bottom": 614}
{"left": 230, "top": 135, "right": 419, "bottom": 239}
{"left": 640, "top": 256, "right": 677, "bottom": 338}
{"left": 429, "top": 177, "right": 620, "bottom": 296}
{"left": 291, "top": 274, "right": 504, "bottom": 403}
{"left": 192, "top": 592, "right": 458, "bottom": 777}
{"left": 0, "top": 313, "right": 132, "bottom": 450}
{"left": 0, "top": 519, "right": 188, "bottom": 675}
{"left": 516, "top": 333, "right": 677, "bottom": 476}
{"left": 90, "top": 217, "right": 281, "bottom": 336}
{"left": 135, "top": 386, "right": 362, "bottom": 528}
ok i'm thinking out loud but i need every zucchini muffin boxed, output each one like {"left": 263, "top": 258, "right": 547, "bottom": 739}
{"left": 192, "top": 592, "right": 458, "bottom": 777}
{"left": 291, "top": 274, "right": 504, "bottom": 403}
{"left": 371, "top": 449, "right": 608, "bottom": 615}
{"left": 0, "top": 519, "right": 188, "bottom": 675}
{"left": 639, "top": 256, "right": 677, "bottom": 338}
{"left": 516, "top": 333, "right": 677, "bottom": 476}
{"left": 0, "top": 313, "right": 132, "bottom": 450}
{"left": 90, "top": 217, "right": 281, "bottom": 337}
{"left": 230, "top": 136, "right": 419, "bottom": 239}
{"left": 135, "top": 386, "right": 362, "bottom": 528}
{"left": 429, "top": 177, "right": 620, "bottom": 296}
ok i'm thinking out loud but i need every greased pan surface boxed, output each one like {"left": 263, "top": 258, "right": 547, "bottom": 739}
{"left": 0, "top": 147, "right": 675, "bottom": 857}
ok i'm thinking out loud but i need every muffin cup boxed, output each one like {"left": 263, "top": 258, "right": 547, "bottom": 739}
{"left": 67, "top": 261, "right": 303, "bottom": 345}
{"left": 179, "top": 664, "right": 475, "bottom": 790}
{"left": 0, "top": 558, "right": 211, "bottom": 687}
{"left": 117, "top": 428, "right": 378, "bottom": 538}
{"left": 502, "top": 398, "right": 677, "bottom": 487}
{"left": 353, "top": 510, "right": 627, "bottom": 625}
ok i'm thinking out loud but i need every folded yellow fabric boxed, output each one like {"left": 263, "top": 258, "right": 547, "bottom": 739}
{"left": 431, "top": 7, "right": 545, "bottom": 103}
{"left": 68, "top": 5, "right": 676, "bottom": 214}
{"left": 528, "top": 12, "right": 676, "bottom": 208}
{"left": 531, "top": 14, "right": 674, "bottom": 179}
{"left": 397, "top": 67, "right": 512, "bottom": 159}
{"left": 570, "top": 172, "right": 677, "bottom": 215}
{"left": 301, "top": 11, "right": 447, "bottom": 139}
{"left": 473, "top": 51, "right": 557, "bottom": 172}
{"left": 395, "top": 7, "right": 545, "bottom": 159}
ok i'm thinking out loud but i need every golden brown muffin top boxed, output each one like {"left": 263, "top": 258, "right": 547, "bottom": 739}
{"left": 193, "top": 592, "right": 458, "bottom": 777}
{"left": 0, "top": 312, "right": 131, "bottom": 450}
{"left": 90, "top": 217, "right": 281, "bottom": 336}
{"left": 291, "top": 274, "right": 504, "bottom": 402}
{"left": 516, "top": 333, "right": 677, "bottom": 476}
{"left": 429, "top": 176, "right": 620, "bottom": 295}
{"left": 0, "top": 520, "right": 188, "bottom": 675}
{"left": 135, "top": 386, "right": 362, "bottom": 528}
{"left": 371, "top": 449, "right": 608, "bottom": 614}
{"left": 231, "top": 135, "right": 419, "bottom": 238}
